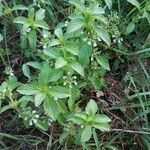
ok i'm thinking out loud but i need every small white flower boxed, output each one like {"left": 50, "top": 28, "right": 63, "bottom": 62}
{"left": 81, "top": 125, "right": 84, "bottom": 128}
{"left": 113, "top": 39, "right": 116, "bottom": 43}
{"left": 93, "top": 42, "right": 97, "bottom": 47}
{"left": 10, "top": 72, "right": 14, "bottom": 76}
{"left": 3, "top": 89, "right": 7, "bottom": 92}
{"left": 29, "top": 121, "right": 33, "bottom": 126}
{"left": 69, "top": 85, "right": 72, "bottom": 88}
{"left": 43, "top": 45, "right": 47, "bottom": 49}
{"left": 67, "top": 72, "right": 71, "bottom": 75}
{"left": 63, "top": 76, "right": 67, "bottom": 79}
{"left": 34, "top": 114, "right": 39, "bottom": 118}
{"left": 73, "top": 76, "right": 77, "bottom": 79}
{"left": 33, "top": 119, "right": 37, "bottom": 124}
{"left": 81, "top": 31, "right": 84, "bottom": 35}
{"left": 27, "top": 28, "right": 31, "bottom": 32}
{"left": 43, "top": 34, "right": 48, "bottom": 38}
{"left": 74, "top": 81, "right": 78, "bottom": 85}
{"left": 87, "top": 41, "right": 92, "bottom": 45}
{"left": 120, "top": 38, "right": 123, "bottom": 41}
{"left": 112, "top": 35, "right": 115, "bottom": 38}
{"left": 32, "top": 110, "right": 36, "bottom": 114}
{"left": 54, "top": 97, "right": 58, "bottom": 100}
{"left": 83, "top": 38, "right": 88, "bottom": 42}
{"left": 63, "top": 82, "right": 67, "bottom": 86}
{"left": 24, "top": 117, "right": 28, "bottom": 120}
{"left": 97, "top": 38, "right": 101, "bottom": 41}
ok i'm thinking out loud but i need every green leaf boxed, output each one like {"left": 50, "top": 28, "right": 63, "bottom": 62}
{"left": 95, "top": 55, "right": 110, "bottom": 71}
{"left": 54, "top": 28, "right": 63, "bottom": 40}
{"left": 35, "top": 9, "right": 45, "bottom": 20}
{"left": 17, "top": 84, "right": 39, "bottom": 95}
{"left": 43, "top": 97, "right": 58, "bottom": 120}
{"left": 94, "top": 123, "right": 110, "bottom": 131}
{"left": 48, "top": 39, "right": 60, "bottom": 47}
{"left": 28, "top": 8, "right": 35, "bottom": 20}
{"left": 127, "top": 0, "right": 140, "bottom": 9}
{"left": 38, "top": 63, "right": 51, "bottom": 85}
{"left": 49, "top": 69, "right": 63, "bottom": 82}
{"left": 65, "top": 44, "right": 79, "bottom": 56}
{"left": 126, "top": 21, "right": 135, "bottom": 35}
{"left": 13, "top": 17, "right": 27, "bottom": 24}
{"left": 35, "top": 120, "right": 48, "bottom": 131}
{"left": 12, "top": 5, "right": 28, "bottom": 11}
{"left": 85, "top": 99, "right": 98, "bottom": 115}
{"left": 28, "top": 30, "right": 37, "bottom": 49}
{"left": 22, "top": 64, "right": 30, "bottom": 79}
{"left": 81, "top": 125, "right": 92, "bottom": 143}
{"left": 70, "top": 62, "right": 84, "bottom": 76}
{"left": 95, "top": 114, "right": 111, "bottom": 123}
{"left": 79, "top": 43, "right": 92, "bottom": 65}
{"left": 68, "top": 88, "right": 80, "bottom": 111}
{"left": 49, "top": 86, "right": 70, "bottom": 98}
{"left": 34, "top": 20, "right": 49, "bottom": 30}
{"left": 104, "top": 0, "right": 112, "bottom": 10}
{"left": 0, "top": 105, "right": 12, "bottom": 114}
{"left": 26, "top": 61, "right": 42, "bottom": 69}
{"left": 59, "top": 132, "right": 69, "bottom": 144}
{"left": 69, "top": 0, "right": 85, "bottom": 11}
{"left": 67, "top": 19, "right": 84, "bottom": 33}
{"left": 55, "top": 57, "right": 67, "bottom": 69}
{"left": 91, "top": 72, "right": 102, "bottom": 89}
{"left": 34, "top": 93, "right": 46, "bottom": 107}
{"left": 43, "top": 48, "right": 61, "bottom": 59}
{"left": 92, "top": 5, "right": 105, "bottom": 14}
{"left": 95, "top": 26, "right": 111, "bottom": 46}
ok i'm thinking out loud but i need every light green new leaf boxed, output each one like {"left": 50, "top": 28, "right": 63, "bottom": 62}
{"left": 49, "top": 86, "right": 70, "bottom": 98}
{"left": 17, "top": 84, "right": 39, "bottom": 95}
{"left": 65, "top": 44, "right": 79, "bottom": 56}
{"left": 85, "top": 99, "right": 98, "bottom": 115}
{"left": 92, "top": 5, "right": 105, "bottom": 15}
{"left": 94, "top": 123, "right": 110, "bottom": 131}
{"left": 43, "top": 48, "right": 61, "bottom": 59}
{"left": 69, "top": 0, "right": 85, "bottom": 11}
{"left": 55, "top": 57, "right": 67, "bottom": 69}
{"left": 49, "top": 69, "right": 63, "bottom": 82}
{"left": 127, "top": 0, "right": 140, "bottom": 9}
{"left": 34, "top": 20, "right": 49, "bottom": 30}
{"left": 12, "top": 5, "right": 28, "bottom": 11}
{"left": 49, "top": 39, "right": 60, "bottom": 47}
{"left": 95, "top": 114, "right": 111, "bottom": 123}
{"left": 96, "top": 55, "right": 110, "bottom": 71}
{"left": 22, "top": 64, "right": 30, "bottom": 79}
{"left": 43, "top": 97, "right": 58, "bottom": 120}
{"left": 26, "top": 61, "right": 42, "bottom": 69}
{"left": 13, "top": 17, "right": 26, "bottom": 24}
{"left": 70, "top": 62, "right": 84, "bottom": 76}
{"left": 28, "top": 30, "right": 37, "bottom": 49}
{"left": 28, "top": 8, "right": 35, "bottom": 20}
{"left": 54, "top": 28, "right": 63, "bottom": 40}
{"left": 0, "top": 105, "right": 12, "bottom": 114}
{"left": 35, "top": 9, "right": 45, "bottom": 20}
{"left": 104, "top": 0, "right": 112, "bottom": 10}
{"left": 34, "top": 93, "right": 46, "bottom": 107}
{"left": 67, "top": 19, "right": 84, "bottom": 33}
{"left": 95, "top": 27, "right": 111, "bottom": 46}
{"left": 81, "top": 125, "right": 92, "bottom": 143}
{"left": 35, "top": 120, "right": 48, "bottom": 131}
{"left": 126, "top": 21, "right": 135, "bottom": 35}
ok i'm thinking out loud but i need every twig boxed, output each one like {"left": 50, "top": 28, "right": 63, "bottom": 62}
{"left": 110, "top": 128, "right": 150, "bottom": 135}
